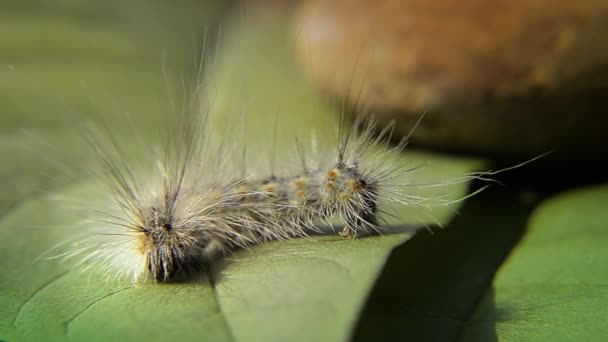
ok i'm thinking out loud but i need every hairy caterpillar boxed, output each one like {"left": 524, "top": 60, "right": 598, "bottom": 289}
{"left": 72, "top": 107, "right": 430, "bottom": 282}
{"left": 69, "top": 96, "right": 532, "bottom": 283}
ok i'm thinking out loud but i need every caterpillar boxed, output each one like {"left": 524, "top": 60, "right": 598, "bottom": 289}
{"left": 75, "top": 86, "right": 539, "bottom": 284}
{"left": 74, "top": 107, "right": 443, "bottom": 282}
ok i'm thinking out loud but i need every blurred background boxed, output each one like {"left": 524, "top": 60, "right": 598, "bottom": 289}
{"left": 291, "top": 0, "right": 608, "bottom": 164}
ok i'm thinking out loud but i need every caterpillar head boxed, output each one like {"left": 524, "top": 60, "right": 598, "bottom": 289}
{"left": 140, "top": 207, "right": 201, "bottom": 282}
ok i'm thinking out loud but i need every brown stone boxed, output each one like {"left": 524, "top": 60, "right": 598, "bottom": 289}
{"left": 292, "top": 0, "right": 608, "bottom": 161}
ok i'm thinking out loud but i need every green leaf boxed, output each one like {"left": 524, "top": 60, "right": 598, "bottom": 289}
{"left": 0, "top": 191, "right": 409, "bottom": 341}
{"left": 353, "top": 189, "right": 532, "bottom": 341}
{"left": 1, "top": 3, "right": 483, "bottom": 342}
{"left": 460, "top": 185, "right": 608, "bottom": 341}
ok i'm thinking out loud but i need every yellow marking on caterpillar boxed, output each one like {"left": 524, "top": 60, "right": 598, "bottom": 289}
{"left": 345, "top": 178, "right": 363, "bottom": 191}
{"left": 327, "top": 169, "right": 340, "bottom": 180}
{"left": 261, "top": 182, "right": 277, "bottom": 194}
{"left": 338, "top": 192, "right": 350, "bottom": 202}
{"left": 294, "top": 177, "right": 308, "bottom": 189}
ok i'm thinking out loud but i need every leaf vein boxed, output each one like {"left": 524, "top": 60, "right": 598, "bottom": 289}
{"left": 63, "top": 286, "right": 133, "bottom": 340}
{"left": 12, "top": 270, "right": 70, "bottom": 327}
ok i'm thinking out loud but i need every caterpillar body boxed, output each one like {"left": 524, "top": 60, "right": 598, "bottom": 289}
{"left": 78, "top": 108, "right": 430, "bottom": 282}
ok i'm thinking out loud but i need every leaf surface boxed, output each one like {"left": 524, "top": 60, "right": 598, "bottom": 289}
{"left": 460, "top": 185, "right": 608, "bottom": 341}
